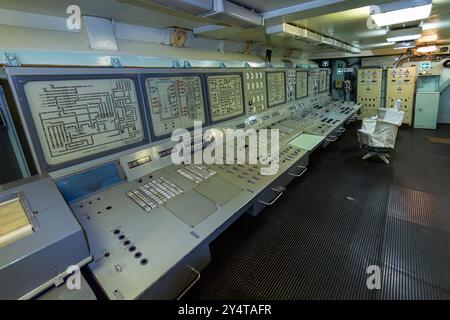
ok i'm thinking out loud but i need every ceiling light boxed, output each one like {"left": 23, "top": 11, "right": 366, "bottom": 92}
{"left": 418, "top": 34, "right": 438, "bottom": 42}
{"left": 370, "top": 0, "right": 432, "bottom": 27}
{"left": 386, "top": 27, "right": 422, "bottom": 42}
{"left": 417, "top": 45, "right": 438, "bottom": 53}
{"left": 393, "top": 41, "right": 416, "bottom": 49}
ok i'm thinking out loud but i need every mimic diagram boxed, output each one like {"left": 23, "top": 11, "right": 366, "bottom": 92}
{"left": 296, "top": 71, "right": 308, "bottom": 99}
{"left": 267, "top": 72, "right": 286, "bottom": 107}
{"left": 207, "top": 75, "right": 244, "bottom": 122}
{"left": 24, "top": 78, "right": 144, "bottom": 165}
{"left": 146, "top": 76, "right": 205, "bottom": 137}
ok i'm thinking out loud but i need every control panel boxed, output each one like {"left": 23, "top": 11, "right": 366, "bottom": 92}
{"left": 3, "top": 66, "right": 355, "bottom": 301}
{"left": 286, "top": 69, "right": 296, "bottom": 102}
{"left": 308, "top": 69, "right": 320, "bottom": 96}
{"left": 126, "top": 176, "right": 184, "bottom": 212}
{"left": 319, "top": 70, "right": 328, "bottom": 93}
{"left": 21, "top": 77, "right": 147, "bottom": 168}
{"left": 386, "top": 67, "right": 416, "bottom": 125}
{"left": 207, "top": 74, "right": 244, "bottom": 123}
{"left": 357, "top": 68, "right": 383, "bottom": 119}
{"left": 296, "top": 71, "right": 308, "bottom": 99}
{"left": 243, "top": 69, "right": 267, "bottom": 115}
{"left": 145, "top": 75, "right": 206, "bottom": 139}
{"left": 0, "top": 175, "right": 91, "bottom": 299}
{"left": 266, "top": 71, "right": 286, "bottom": 107}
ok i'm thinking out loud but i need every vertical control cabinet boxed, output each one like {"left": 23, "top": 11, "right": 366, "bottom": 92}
{"left": 357, "top": 68, "right": 382, "bottom": 119}
{"left": 386, "top": 67, "right": 416, "bottom": 125}
{"left": 414, "top": 74, "right": 440, "bottom": 129}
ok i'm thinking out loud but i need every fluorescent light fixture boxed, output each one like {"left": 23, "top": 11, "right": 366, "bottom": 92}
{"left": 393, "top": 41, "right": 416, "bottom": 49}
{"left": 417, "top": 45, "right": 438, "bottom": 53}
{"left": 418, "top": 34, "right": 438, "bottom": 42}
{"left": 386, "top": 27, "right": 422, "bottom": 42}
{"left": 370, "top": 0, "right": 432, "bottom": 27}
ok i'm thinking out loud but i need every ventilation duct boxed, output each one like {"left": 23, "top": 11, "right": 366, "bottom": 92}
{"left": 145, "top": 0, "right": 214, "bottom": 15}
{"left": 200, "top": 0, "right": 263, "bottom": 27}
{"left": 141, "top": 0, "right": 263, "bottom": 27}
{"left": 266, "top": 23, "right": 321, "bottom": 43}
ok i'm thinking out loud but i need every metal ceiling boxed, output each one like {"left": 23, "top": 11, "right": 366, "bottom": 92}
{"left": 0, "top": 0, "right": 449, "bottom": 56}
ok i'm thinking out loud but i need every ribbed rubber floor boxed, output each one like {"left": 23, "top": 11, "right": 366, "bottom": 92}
{"left": 184, "top": 123, "right": 450, "bottom": 300}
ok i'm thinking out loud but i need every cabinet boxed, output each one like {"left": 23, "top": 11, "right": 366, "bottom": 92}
{"left": 414, "top": 75, "right": 440, "bottom": 129}
{"left": 414, "top": 92, "right": 440, "bottom": 129}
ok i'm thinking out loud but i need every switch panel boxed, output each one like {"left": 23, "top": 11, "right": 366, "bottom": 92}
{"left": 286, "top": 69, "right": 296, "bottom": 102}
{"left": 386, "top": 67, "right": 416, "bottom": 125}
{"left": 243, "top": 70, "right": 267, "bottom": 115}
{"left": 357, "top": 68, "right": 382, "bottom": 119}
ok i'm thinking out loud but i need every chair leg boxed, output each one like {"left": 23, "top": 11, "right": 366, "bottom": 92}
{"left": 362, "top": 152, "right": 374, "bottom": 160}
{"left": 378, "top": 154, "right": 390, "bottom": 164}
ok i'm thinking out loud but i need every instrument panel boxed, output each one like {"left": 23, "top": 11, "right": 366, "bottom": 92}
{"left": 144, "top": 75, "right": 206, "bottom": 139}
{"left": 266, "top": 71, "right": 286, "bottom": 107}
{"left": 319, "top": 70, "right": 328, "bottom": 93}
{"left": 286, "top": 69, "right": 296, "bottom": 102}
{"left": 3, "top": 66, "right": 357, "bottom": 301}
{"left": 9, "top": 67, "right": 330, "bottom": 176}
{"left": 243, "top": 70, "right": 267, "bottom": 115}
{"left": 386, "top": 67, "right": 416, "bottom": 125}
{"left": 357, "top": 68, "right": 383, "bottom": 119}
{"left": 206, "top": 74, "right": 244, "bottom": 123}
{"left": 296, "top": 71, "right": 308, "bottom": 99}
{"left": 16, "top": 75, "right": 148, "bottom": 171}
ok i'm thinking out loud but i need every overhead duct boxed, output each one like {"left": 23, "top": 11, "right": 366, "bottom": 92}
{"left": 267, "top": 23, "right": 360, "bottom": 54}
{"left": 319, "top": 36, "right": 336, "bottom": 48}
{"left": 200, "top": 0, "right": 263, "bottom": 27}
{"left": 266, "top": 23, "right": 321, "bottom": 43}
{"left": 142, "top": 0, "right": 263, "bottom": 27}
{"left": 343, "top": 44, "right": 352, "bottom": 52}
{"left": 145, "top": 0, "right": 214, "bottom": 15}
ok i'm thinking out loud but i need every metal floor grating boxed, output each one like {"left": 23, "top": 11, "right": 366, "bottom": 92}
{"left": 184, "top": 124, "right": 450, "bottom": 300}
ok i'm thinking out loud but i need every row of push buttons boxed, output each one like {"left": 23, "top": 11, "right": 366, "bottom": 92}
{"left": 177, "top": 164, "right": 216, "bottom": 184}
{"left": 217, "top": 163, "right": 261, "bottom": 185}
{"left": 246, "top": 82, "right": 264, "bottom": 90}
{"left": 245, "top": 72, "right": 263, "bottom": 80}
{"left": 126, "top": 177, "right": 183, "bottom": 212}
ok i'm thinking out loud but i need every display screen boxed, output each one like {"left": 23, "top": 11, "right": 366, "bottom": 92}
{"left": 266, "top": 71, "right": 286, "bottom": 107}
{"left": 207, "top": 74, "right": 244, "bottom": 122}
{"left": 296, "top": 71, "right": 308, "bottom": 99}
{"left": 23, "top": 78, "right": 145, "bottom": 166}
{"left": 145, "top": 76, "right": 206, "bottom": 138}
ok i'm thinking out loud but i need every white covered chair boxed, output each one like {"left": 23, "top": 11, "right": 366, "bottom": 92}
{"left": 357, "top": 107, "right": 404, "bottom": 164}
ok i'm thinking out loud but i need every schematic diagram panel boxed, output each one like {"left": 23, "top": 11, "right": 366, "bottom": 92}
{"left": 207, "top": 74, "right": 244, "bottom": 123}
{"left": 23, "top": 78, "right": 145, "bottom": 167}
{"left": 357, "top": 68, "right": 382, "bottom": 119}
{"left": 386, "top": 67, "right": 416, "bottom": 125}
{"left": 296, "top": 71, "right": 308, "bottom": 99}
{"left": 145, "top": 76, "right": 206, "bottom": 138}
{"left": 243, "top": 70, "right": 267, "bottom": 115}
{"left": 308, "top": 69, "right": 319, "bottom": 96}
{"left": 319, "top": 70, "right": 328, "bottom": 93}
{"left": 266, "top": 71, "right": 286, "bottom": 107}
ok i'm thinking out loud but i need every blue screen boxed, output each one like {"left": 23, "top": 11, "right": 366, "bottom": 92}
{"left": 56, "top": 163, "right": 123, "bottom": 203}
